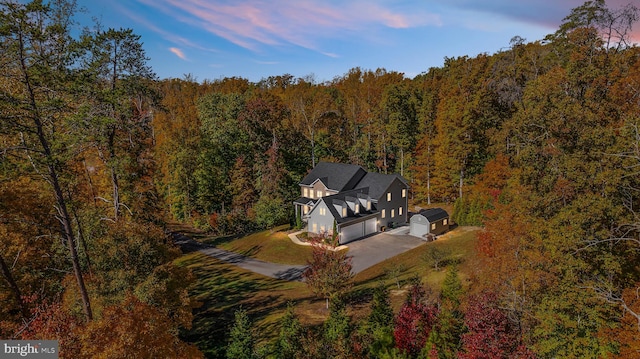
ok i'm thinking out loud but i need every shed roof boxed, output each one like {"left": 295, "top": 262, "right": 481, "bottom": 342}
{"left": 419, "top": 208, "right": 449, "bottom": 222}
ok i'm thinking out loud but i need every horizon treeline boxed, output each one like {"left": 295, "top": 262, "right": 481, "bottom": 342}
{"left": 2, "top": 0, "right": 640, "bottom": 357}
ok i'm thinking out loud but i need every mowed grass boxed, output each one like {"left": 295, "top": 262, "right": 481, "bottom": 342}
{"left": 175, "top": 251, "right": 328, "bottom": 358}
{"left": 351, "top": 226, "right": 481, "bottom": 310}
{"left": 215, "top": 226, "right": 314, "bottom": 265}
{"left": 175, "top": 225, "right": 480, "bottom": 358}
{"left": 175, "top": 224, "right": 314, "bottom": 265}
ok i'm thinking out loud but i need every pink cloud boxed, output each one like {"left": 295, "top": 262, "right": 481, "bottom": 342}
{"left": 137, "top": 0, "right": 441, "bottom": 54}
{"left": 120, "top": 1, "right": 220, "bottom": 52}
{"left": 169, "top": 47, "right": 187, "bottom": 60}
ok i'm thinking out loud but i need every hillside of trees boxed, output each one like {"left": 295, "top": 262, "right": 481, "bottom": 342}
{"left": 2, "top": 0, "right": 640, "bottom": 357}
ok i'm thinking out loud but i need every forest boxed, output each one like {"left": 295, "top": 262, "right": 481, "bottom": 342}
{"left": 1, "top": 0, "right": 640, "bottom": 358}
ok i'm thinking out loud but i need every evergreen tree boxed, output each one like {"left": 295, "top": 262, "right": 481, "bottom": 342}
{"left": 226, "top": 309, "right": 256, "bottom": 359}
{"left": 426, "top": 266, "right": 464, "bottom": 359}
{"left": 276, "top": 303, "right": 302, "bottom": 359}
{"left": 367, "top": 282, "right": 396, "bottom": 357}
{"left": 323, "top": 299, "right": 352, "bottom": 358}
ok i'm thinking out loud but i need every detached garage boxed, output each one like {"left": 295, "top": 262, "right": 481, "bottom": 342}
{"left": 409, "top": 208, "right": 450, "bottom": 238}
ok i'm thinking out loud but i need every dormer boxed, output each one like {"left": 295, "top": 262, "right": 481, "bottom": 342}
{"left": 357, "top": 193, "right": 372, "bottom": 211}
{"left": 332, "top": 199, "right": 349, "bottom": 218}
{"left": 345, "top": 196, "right": 360, "bottom": 214}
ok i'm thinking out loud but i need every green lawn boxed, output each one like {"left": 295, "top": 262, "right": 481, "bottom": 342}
{"left": 175, "top": 252, "right": 316, "bottom": 358}
{"left": 351, "top": 226, "right": 480, "bottom": 309}
{"left": 175, "top": 226, "right": 480, "bottom": 358}
{"left": 214, "top": 226, "right": 313, "bottom": 265}
{"left": 170, "top": 223, "right": 314, "bottom": 265}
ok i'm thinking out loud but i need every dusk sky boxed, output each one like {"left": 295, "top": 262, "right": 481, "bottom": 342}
{"left": 75, "top": 0, "right": 640, "bottom": 83}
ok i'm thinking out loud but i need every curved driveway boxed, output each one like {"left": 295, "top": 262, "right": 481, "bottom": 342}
{"left": 172, "top": 233, "right": 307, "bottom": 281}
{"left": 172, "top": 226, "right": 426, "bottom": 282}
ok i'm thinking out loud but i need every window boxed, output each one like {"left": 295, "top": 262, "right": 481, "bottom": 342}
{"left": 391, "top": 209, "right": 395, "bottom": 218}
{"left": 303, "top": 205, "right": 309, "bottom": 214}
{"left": 387, "top": 192, "right": 392, "bottom": 201}
{"left": 367, "top": 201, "right": 371, "bottom": 210}
{"left": 312, "top": 223, "right": 318, "bottom": 232}
{"left": 342, "top": 207, "right": 347, "bottom": 217}
{"left": 443, "top": 219, "right": 448, "bottom": 226}
{"left": 320, "top": 225, "right": 326, "bottom": 233}
{"left": 316, "top": 190, "right": 322, "bottom": 198}
{"left": 303, "top": 187, "right": 308, "bottom": 197}
{"left": 355, "top": 204, "right": 360, "bottom": 214}
{"left": 399, "top": 207, "right": 403, "bottom": 216}
{"left": 319, "top": 207, "right": 326, "bottom": 216}
{"left": 431, "top": 223, "right": 436, "bottom": 230}
{"left": 381, "top": 209, "right": 386, "bottom": 218}
{"left": 402, "top": 188, "right": 406, "bottom": 198}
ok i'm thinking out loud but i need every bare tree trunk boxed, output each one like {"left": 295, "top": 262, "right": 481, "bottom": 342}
{"left": 82, "top": 159, "right": 97, "bottom": 207}
{"left": 49, "top": 160, "right": 93, "bottom": 321}
{"left": 19, "top": 32, "right": 93, "bottom": 320}
{"left": 459, "top": 168, "right": 464, "bottom": 199}
{"left": 110, "top": 167, "right": 120, "bottom": 221}
{"left": 427, "top": 142, "right": 432, "bottom": 205}
{"left": 400, "top": 147, "right": 404, "bottom": 177}
{"left": 427, "top": 165, "right": 431, "bottom": 205}
{"left": 107, "top": 129, "right": 121, "bottom": 221}
{"left": 0, "top": 253, "right": 29, "bottom": 318}
{"left": 311, "top": 128, "right": 316, "bottom": 168}
{"left": 68, "top": 191, "right": 92, "bottom": 277}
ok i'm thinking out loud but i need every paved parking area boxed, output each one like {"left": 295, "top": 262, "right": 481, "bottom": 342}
{"left": 345, "top": 227, "right": 427, "bottom": 273}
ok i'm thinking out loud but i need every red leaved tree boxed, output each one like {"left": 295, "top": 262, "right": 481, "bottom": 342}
{"left": 459, "top": 292, "right": 534, "bottom": 359}
{"left": 303, "top": 243, "right": 353, "bottom": 309}
{"left": 393, "top": 281, "right": 438, "bottom": 357}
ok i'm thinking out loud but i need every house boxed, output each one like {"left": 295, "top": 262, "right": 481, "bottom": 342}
{"left": 294, "top": 162, "right": 409, "bottom": 244}
{"left": 409, "top": 208, "right": 450, "bottom": 238}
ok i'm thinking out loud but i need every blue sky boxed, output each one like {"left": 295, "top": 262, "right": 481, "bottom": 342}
{"left": 75, "top": 0, "right": 640, "bottom": 83}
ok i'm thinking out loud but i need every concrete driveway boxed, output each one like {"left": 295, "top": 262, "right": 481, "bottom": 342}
{"left": 345, "top": 226, "right": 426, "bottom": 273}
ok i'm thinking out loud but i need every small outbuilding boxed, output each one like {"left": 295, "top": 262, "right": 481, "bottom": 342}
{"left": 409, "top": 208, "right": 450, "bottom": 238}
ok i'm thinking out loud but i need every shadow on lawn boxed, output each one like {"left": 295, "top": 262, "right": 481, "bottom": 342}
{"left": 178, "top": 252, "right": 313, "bottom": 358}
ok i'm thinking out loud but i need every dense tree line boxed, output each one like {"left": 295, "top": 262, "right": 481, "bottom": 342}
{"left": 0, "top": 1, "right": 201, "bottom": 357}
{"left": 2, "top": 0, "right": 640, "bottom": 357}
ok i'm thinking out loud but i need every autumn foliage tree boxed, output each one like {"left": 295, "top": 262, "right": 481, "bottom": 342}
{"left": 79, "top": 295, "right": 203, "bottom": 359}
{"left": 0, "top": 0, "right": 93, "bottom": 321}
{"left": 459, "top": 292, "right": 533, "bottom": 359}
{"left": 393, "top": 281, "right": 438, "bottom": 358}
{"left": 303, "top": 244, "right": 353, "bottom": 309}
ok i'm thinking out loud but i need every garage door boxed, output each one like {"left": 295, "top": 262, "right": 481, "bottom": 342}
{"left": 340, "top": 223, "right": 364, "bottom": 244}
{"left": 364, "top": 218, "right": 377, "bottom": 236}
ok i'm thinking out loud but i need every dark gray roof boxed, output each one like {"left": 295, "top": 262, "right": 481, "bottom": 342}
{"left": 419, "top": 208, "right": 449, "bottom": 222}
{"left": 299, "top": 162, "right": 366, "bottom": 191}
{"left": 317, "top": 188, "right": 375, "bottom": 224}
{"left": 354, "top": 172, "right": 408, "bottom": 200}
{"left": 293, "top": 197, "right": 317, "bottom": 206}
